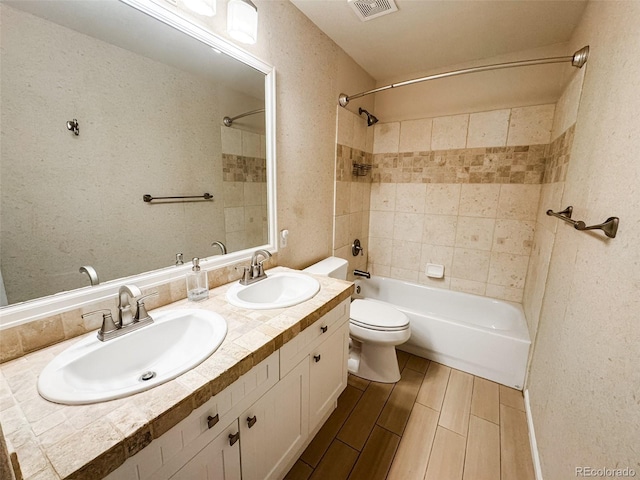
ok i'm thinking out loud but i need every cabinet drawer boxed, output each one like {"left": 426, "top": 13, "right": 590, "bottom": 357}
{"left": 280, "top": 299, "right": 349, "bottom": 377}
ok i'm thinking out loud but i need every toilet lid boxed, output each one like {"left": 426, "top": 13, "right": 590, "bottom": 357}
{"left": 350, "top": 299, "right": 409, "bottom": 331}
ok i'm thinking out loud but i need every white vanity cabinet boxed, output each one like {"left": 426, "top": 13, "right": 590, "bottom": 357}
{"left": 239, "top": 358, "right": 309, "bottom": 480}
{"left": 105, "top": 299, "right": 350, "bottom": 480}
{"left": 170, "top": 419, "right": 241, "bottom": 480}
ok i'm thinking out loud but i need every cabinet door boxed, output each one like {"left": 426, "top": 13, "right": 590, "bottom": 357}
{"left": 240, "top": 358, "right": 309, "bottom": 480}
{"left": 309, "top": 321, "right": 349, "bottom": 430}
{"left": 170, "top": 419, "right": 241, "bottom": 480}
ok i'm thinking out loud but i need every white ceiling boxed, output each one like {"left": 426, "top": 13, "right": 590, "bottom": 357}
{"left": 290, "top": 0, "right": 587, "bottom": 82}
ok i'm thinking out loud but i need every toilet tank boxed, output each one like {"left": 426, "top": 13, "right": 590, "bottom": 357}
{"left": 303, "top": 257, "right": 348, "bottom": 280}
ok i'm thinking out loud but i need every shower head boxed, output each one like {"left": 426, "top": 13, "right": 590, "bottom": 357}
{"left": 358, "top": 108, "right": 379, "bottom": 127}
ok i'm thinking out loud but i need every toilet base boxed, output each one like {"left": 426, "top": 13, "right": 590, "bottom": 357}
{"left": 348, "top": 339, "right": 401, "bottom": 383}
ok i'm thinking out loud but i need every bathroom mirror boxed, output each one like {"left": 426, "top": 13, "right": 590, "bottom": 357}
{"left": 0, "top": 0, "right": 276, "bottom": 316}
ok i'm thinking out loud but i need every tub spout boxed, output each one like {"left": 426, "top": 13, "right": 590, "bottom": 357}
{"left": 353, "top": 269, "right": 371, "bottom": 279}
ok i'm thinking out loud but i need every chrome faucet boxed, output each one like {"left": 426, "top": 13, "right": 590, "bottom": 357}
{"left": 239, "top": 249, "right": 272, "bottom": 285}
{"left": 82, "top": 284, "right": 157, "bottom": 341}
{"left": 118, "top": 284, "right": 142, "bottom": 327}
{"left": 211, "top": 241, "right": 227, "bottom": 255}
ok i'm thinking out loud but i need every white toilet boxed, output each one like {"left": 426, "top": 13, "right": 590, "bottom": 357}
{"left": 304, "top": 257, "right": 410, "bottom": 383}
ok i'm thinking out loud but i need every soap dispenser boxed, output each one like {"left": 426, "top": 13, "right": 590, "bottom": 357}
{"left": 186, "top": 257, "right": 209, "bottom": 302}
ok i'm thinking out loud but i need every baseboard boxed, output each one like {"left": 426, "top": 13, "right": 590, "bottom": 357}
{"left": 524, "top": 389, "right": 543, "bottom": 480}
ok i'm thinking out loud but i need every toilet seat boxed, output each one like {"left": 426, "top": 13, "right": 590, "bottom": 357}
{"left": 350, "top": 299, "right": 409, "bottom": 332}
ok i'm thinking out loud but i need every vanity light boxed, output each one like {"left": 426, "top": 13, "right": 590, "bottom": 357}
{"left": 227, "top": 0, "right": 258, "bottom": 44}
{"left": 182, "top": 0, "right": 216, "bottom": 17}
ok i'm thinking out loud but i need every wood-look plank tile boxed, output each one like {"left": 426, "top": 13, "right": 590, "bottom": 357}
{"left": 396, "top": 349, "right": 410, "bottom": 371}
{"left": 416, "top": 362, "right": 451, "bottom": 411}
{"left": 347, "top": 374, "right": 370, "bottom": 392}
{"left": 337, "top": 382, "right": 393, "bottom": 451}
{"left": 463, "top": 415, "right": 500, "bottom": 480}
{"left": 424, "top": 426, "right": 466, "bottom": 480}
{"left": 377, "top": 368, "right": 424, "bottom": 435}
{"left": 284, "top": 460, "right": 313, "bottom": 480}
{"left": 500, "top": 404, "right": 535, "bottom": 480}
{"left": 309, "top": 440, "right": 358, "bottom": 480}
{"left": 387, "top": 403, "right": 439, "bottom": 480}
{"left": 404, "top": 354, "right": 430, "bottom": 374}
{"left": 301, "top": 385, "right": 362, "bottom": 467}
{"left": 500, "top": 385, "right": 525, "bottom": 412}
{"left": 470, "top": 377, "right": 500, "bottom": 424}
{"left": 348, "top": 426, "right": 400, "bottom": 480}
{"left": 439, "top": 369, "right": 473, "bottom": 436}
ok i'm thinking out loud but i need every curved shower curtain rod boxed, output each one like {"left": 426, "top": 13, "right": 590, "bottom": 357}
{"left": 338, "top": 46, "right": 589, "bottom": 107}
{"left": 223, "top": 108, "right": 265, "bottom": 127}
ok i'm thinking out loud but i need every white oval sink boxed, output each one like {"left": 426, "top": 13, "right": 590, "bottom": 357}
{"left": 226, "top": 272, "right": 320, "bottom": 309}
{"left": 37, "top": 309, "right": 227, "bottom": 405}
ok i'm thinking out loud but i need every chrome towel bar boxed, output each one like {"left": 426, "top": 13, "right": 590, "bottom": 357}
{"left": 546, "top": 206, "right": 619, "bottom": 238}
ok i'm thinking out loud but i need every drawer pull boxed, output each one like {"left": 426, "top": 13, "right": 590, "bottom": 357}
{"left": 207, "top": 414, "right": 219, "bottom": 429}
{"left": 314, "top": 354, "right": 321, "bottom": 363}
{"left": 321, "top": 325, "right": 328, "bottom": 333}
{"left": 228, "top": 431, "right": 240, "bottom": 446}
{"left": 247, "top": 415, "right": 257, "bottom": 428}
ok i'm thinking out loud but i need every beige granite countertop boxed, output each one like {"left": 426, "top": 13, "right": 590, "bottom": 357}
{"left": 0, "top": 268, "right": 354, "bottom": 480}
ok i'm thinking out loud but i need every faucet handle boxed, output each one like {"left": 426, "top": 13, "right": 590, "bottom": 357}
{"left": 82, "top": 309, "right": 118, "bottom": 341}
{"left": 135, "top": 292, "right": 158, "bottom": 321}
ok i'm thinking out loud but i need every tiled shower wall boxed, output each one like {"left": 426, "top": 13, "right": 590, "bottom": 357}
{"left": 364, "top": 105, "right": 558, "bottom": 302}
{"left": 522, "top": 68, "right": 584, "bottom": 341}
{"left": 221, "top": 127, "right": 268, "bottom": 253}
{"left": 333, "top": 107, "right": 374, "bottom": 280}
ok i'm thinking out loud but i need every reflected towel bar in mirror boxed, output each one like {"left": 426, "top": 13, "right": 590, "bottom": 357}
{"left": 546, "top": 206, "right": 619, "bottom": 238}
{"left": 143, "top": 193, "right": 213, "bottom": 203}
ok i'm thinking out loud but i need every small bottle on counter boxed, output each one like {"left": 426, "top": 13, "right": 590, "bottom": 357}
{"left": 186, "top": 257, "right": 209, "bottom": 302}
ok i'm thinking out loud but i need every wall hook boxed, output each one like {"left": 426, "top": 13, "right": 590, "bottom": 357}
{"left": 67, "top": 119, "right": 79, "bottom": 136}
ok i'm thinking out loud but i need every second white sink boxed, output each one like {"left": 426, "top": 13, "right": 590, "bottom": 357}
{"left": 226, "top": 272, "right": 320, "bottom": 309}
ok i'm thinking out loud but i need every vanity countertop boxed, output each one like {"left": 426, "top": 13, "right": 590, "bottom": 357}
{"left": 0, "top": 267, "right": 354, "bottom": 480}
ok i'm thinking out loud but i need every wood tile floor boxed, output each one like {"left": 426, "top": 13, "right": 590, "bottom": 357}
{"left": 285, "top": 350, "right": 535, "bottom": 480}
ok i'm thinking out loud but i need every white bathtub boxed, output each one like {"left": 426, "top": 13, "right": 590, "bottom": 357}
{"left": 354, "top": 276, "right": 530, "bottom": 389}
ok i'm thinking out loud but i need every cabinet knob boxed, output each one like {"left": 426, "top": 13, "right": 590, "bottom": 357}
{"left": 228, "top": 431, "right": 240, "bottom": 446}
{"left": 247, "top": 415, "right": 257, "bottom": 428}
{"left": 207, "top": 414, "right": 219, "bottom": 429}
{"left": 321, "top": 325, "right": 328, "bottom": 333}
{"left": 314, "top": 354, "right": 321, "bottom": 363}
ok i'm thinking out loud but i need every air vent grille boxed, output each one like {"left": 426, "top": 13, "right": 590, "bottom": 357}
{"left": 348, "top": 0, "right": 398, "bottom": 22}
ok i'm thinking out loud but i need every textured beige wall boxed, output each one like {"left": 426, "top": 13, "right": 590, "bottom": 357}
{"left": 527, "top": 2, "right": 640, "bottom": 477}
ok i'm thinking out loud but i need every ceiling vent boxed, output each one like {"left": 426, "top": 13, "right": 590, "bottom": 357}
{"left": 348, "top": 0, "right": 398, "bottom": 22}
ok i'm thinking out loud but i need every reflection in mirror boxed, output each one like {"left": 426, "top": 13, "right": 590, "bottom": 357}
{"left": 0, "top": 0, "right": 271, "bottom": 306}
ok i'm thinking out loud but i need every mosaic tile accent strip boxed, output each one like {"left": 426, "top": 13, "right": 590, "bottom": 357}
{"left": 222, "top": 154, "right": 266, "bottom": 182}
{"left": 543, "top": 124, "right": 575, "bottom": 183}
{"left": 336, "top": 145, "right": 373, "bottom": 182}
{"left": 370, "top": 145, "right": 547, "bottom": 184}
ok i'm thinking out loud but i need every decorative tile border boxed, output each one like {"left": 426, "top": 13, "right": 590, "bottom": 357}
{"left": 222, "top": 154, "right": 266, "bottom": 182}
{"left": 335, "top": 145, "right": 372, "bottom": 182}
{"left": 543, "top": 124, "right": 575, "bottom": 183}
{"left": 370, "top": 145, "right": 546, "bottom": 184}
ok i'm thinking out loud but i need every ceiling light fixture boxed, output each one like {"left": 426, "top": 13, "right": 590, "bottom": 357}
{"left": 182, "top": 0, "right": 216, "bottom": 17}
{"left": 227, "top": 0, "right": 258, "bottom": 44}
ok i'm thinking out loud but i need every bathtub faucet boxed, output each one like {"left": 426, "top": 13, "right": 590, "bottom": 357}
{"left": 353, "top": 270, "right": 371, "bottom": 279}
